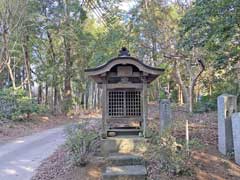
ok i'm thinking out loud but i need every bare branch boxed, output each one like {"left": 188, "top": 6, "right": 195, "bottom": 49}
{"left": 191, "top": 58, "right": 205, "bottom": 87}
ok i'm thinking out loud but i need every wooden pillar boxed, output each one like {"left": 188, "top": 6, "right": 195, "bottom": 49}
{"left": 102, "top": 80, "right": 107, "bottom": 137}
{"left": 142, "top": 77, "right": 148, "bottom": 137}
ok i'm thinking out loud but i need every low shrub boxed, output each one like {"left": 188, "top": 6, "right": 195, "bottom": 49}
{"left": 193, "top": 95, "right": 217, "bottom": 113}
{"left": 0, "top": 88, "right": 47, "bottom": 120}
{"left": 65, "top": 123, "right": 100, "bottom": 166}
{"left": 146, "top": 125, "right": 192, "bottom": 179}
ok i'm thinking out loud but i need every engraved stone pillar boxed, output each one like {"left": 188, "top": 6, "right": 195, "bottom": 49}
{"left": 217, "top": 94, "right": 237, "bottom": 155}
{"left": 159, "top": 99, "right": 172, "bottom": 133}
{"left": 232, "top": 113, "right": 240, "bottom": 165}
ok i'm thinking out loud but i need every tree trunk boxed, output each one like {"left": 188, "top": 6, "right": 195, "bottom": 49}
{"left": 38, "top": 84, "right": 42, "bottom": 104}
{"left": 178, "top": 85, "right": 184, "bottom": 104}
{"left": 63, "top": 37, "right": 72, "bottom": 113}
{"left": 21, "top": 67, "right": 25, "bottom": 89}
{"left": 54, "top": 87, "right": 58, "bottom": 113}
{"left": 172, "top": 59, "right": 204, "bottom": 113}
{"left": 3, "top": 24, "right": 16, "bottom": 89}
{"left": 45, "top": 84, "right": 48, "bottom": 105}
{"left": 209, "top": 84, "right": 212, "bottom": 96}
{"left": 6, "top": 61, "right": 16, "bottom": 89}
{"left": 62, "top": 0, "right": 72, "bottom": 113}
{"left": 93, "top": 82, "right": 97, "bottom": 109}
{"left": 84, "top": 92, "right": 88, "bottom": 110}
{"left": 46, "top": 30, "right": 59, "bottom": 113}
{"left": 22, "top": 35, "right": 32, "bottom": 98}
{"left": 188, "top": 86, "right": 193, "bottom": 113}
{"left": 173, "top": 61, "right": 188, "bottom": 105}
{"left": 89, "top": 81, "right": 93, "bottom": 109}
{"left": 97, "top": 88, "right": 101, "bottom": 109}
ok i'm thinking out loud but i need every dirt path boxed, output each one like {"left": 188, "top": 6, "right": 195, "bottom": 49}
{"left": 0, "top": 109, "right": 101, "bottom": 144}
{"left": 0, "top": 126, "right": 67, "bottom": 180}
{"left": 0, "top": 115, "right": 79, "bottom": 144}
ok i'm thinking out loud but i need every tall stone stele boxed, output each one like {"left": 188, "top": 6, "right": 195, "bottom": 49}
{"left": 217, "top": 94, "right": 237, "bottom": 155}
{"left": 159, "top": 99, "right": 172, "bottom": 134}
{"left": 232, "top": 113, "right": 240, "bottom": 165}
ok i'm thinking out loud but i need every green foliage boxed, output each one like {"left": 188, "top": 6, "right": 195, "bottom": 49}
{"left": 62, "top": 98, "right": 73, "bottom": 115}
{"left": 159, "top": 90, "right": 168, "bottom": 99}
{"left": 170, "top": 89, "right": 178, "bottom": 103}
{"left": 188, "top": 138, "right": 204, "bottom": 150}
{"left": 178, "top": 0, "right": 239, "bottom": 111}
{"left": 179, "top": 0, "right": 240, "bottom": 66}
{"left": 193, "top": 95, "right": 217, "bottom": 113}
{"left": 65, "top": 123, "right": 100, "bottom": 166}
{"left": 0, "top": 112, "right": 4, "bottom": 119}
{"left": 1, "top": 0, "right": 238, "bottom": 114}
{"left": 0, "top": 88, "right": 47, "bottom": 120}
{"left": 146, "top": 125, "right": 192, "bottom": 177}
{"left": 12, "top": 98, "right": 46, "bottom": 121}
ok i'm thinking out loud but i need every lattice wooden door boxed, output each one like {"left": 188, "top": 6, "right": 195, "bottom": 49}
{"left": 108, "top": 90, "right": 142, "bottom": 118}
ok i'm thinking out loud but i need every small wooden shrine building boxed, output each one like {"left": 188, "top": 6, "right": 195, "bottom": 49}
{"left": 85, "top": 48, "right": 164, "bottom": 137}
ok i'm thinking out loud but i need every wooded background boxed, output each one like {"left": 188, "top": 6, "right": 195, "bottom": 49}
{"left": 0, "top": 0, "right": 239, "bottom": 116}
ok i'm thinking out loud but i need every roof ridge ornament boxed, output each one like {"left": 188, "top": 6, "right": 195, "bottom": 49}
{"left": 118, "top": 47, "right": 130, "bottom": 57}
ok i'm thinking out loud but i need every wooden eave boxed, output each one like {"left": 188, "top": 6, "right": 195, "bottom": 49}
{"left": 85, "top": 56, "right": 164, "bottom": 84}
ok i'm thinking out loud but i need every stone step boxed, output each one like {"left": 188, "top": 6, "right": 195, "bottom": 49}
{"left": 102, "top": 165, "right": 147, "bottom": 180}
{"left": 107, "top": 154, "right": 145, "bottom": 166}
{"left": 101, "top": 136, "right": 147, "bottom": 156}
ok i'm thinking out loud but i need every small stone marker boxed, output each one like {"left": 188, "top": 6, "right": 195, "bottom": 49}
{"left": 217, "top": 94, "right": 237, "bottom": 155}
{"left": 160, "top": 99, "right": 172, "bottom": 133}
{"left": 232, "top": 113, "right": 240, "bottom": 165}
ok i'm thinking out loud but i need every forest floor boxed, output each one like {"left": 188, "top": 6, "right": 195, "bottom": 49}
{"left": 0, "top": 109, "right": 101, "bottom": 144}
{"left": 30, "top": 103, "right": 240, "bottom": 180}
{"left": 148, "top": 103, "right": 240, "bottom": 180}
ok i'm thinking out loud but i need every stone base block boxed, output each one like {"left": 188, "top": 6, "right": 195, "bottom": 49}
{"left": 101, "top": 136, "right": 147, "bottom": 156}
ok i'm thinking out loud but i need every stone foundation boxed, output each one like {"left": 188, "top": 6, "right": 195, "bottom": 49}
{"left": 101, "top": 136, "right": 147, "bottom": 156}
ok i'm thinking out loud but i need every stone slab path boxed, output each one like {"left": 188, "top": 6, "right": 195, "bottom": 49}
{"left": 0, "top": 126, "right": 66, "bottom": 180}
{"left": 103, "top": 153, "right": 147, "bottom": 180}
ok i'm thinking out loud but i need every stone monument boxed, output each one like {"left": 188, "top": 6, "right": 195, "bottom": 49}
{"left": 217, "top": 94, "right": 237, "bottom": 155}
{"left": 232, "top": 113, "right": 240, "bottom": 165}
{"left": 159, "top": 99, "right": 172, "bottom": 133}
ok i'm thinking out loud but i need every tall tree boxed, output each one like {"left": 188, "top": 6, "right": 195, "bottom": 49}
{"left": 179, "top": 0, "right": 240, "bottom": 101}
